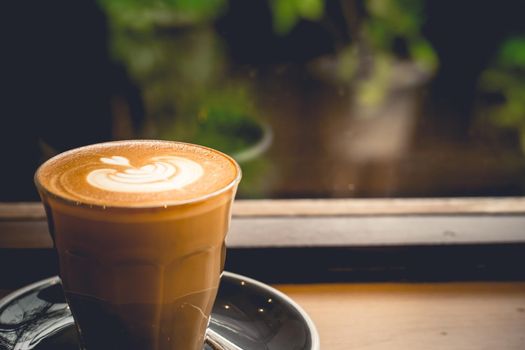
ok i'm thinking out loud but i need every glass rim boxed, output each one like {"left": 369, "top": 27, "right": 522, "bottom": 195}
{"left": 34, "top": 140, "right": 242, "bottom": 210}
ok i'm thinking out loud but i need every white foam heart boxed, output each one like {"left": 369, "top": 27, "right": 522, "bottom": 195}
{"left": 87, "top": 156, "right": 203, "bottom": 193}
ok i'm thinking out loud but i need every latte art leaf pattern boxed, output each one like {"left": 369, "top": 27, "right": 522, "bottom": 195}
{"left": 86, "top": 156, "right": 204, "bottom": 192}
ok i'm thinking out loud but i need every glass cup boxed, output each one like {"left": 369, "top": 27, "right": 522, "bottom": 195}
{"left": 35, "top": 141, "right": 241, "bottom": 350}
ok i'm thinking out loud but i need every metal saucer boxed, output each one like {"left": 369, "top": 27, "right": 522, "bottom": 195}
{"left": 0, "top": 272, "right": 319, "bottom": 350}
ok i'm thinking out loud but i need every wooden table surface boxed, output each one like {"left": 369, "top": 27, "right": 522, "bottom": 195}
{"left": 2, "top": 282, "right": 525, "bottom": 349}
{"left": 276, "top": 282, "right": 525, "bottom": 350}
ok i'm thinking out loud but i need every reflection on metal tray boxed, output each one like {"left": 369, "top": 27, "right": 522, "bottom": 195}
{"left": 0, "top": 271, "right": 319, "bottom": 350}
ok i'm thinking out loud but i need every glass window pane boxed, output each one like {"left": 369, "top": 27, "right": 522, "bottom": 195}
{"left": 3, "top": 0, "right": 525, "bottom": 200}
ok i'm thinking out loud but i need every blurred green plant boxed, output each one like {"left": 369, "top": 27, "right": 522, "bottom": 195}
{"left": 364, "top": 0, "right": 437, "bottom": 71}
{"left": 480, "top": 36, "right": 525, "bottom": 153}
{"left": 97, "top": 0, "right": 227, "bottom": 31}
{"left": 97, "top": 0, "right": 259, "bottom": 149}
{"left": 268, "top": 0, "right": 436, "bottom": 70}
{"left": 97, "top": 0, "right": 228, "bottom": 76}
{"left": 158, "top": 83, "right": 265, "bottom": 156}
{"left": 96, "top": 0, "right": 271, "bottom": 198}
{"left": 498, "top": 37, "right": 525, "bottom": 68}
{"left": 355, "top": 53, "right": 392, "bottom": 110}
{"left": 269, "top": 0, "right": 324, "bottom": 34}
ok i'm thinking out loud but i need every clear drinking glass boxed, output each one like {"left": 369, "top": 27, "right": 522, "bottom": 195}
{"left": 35, "top": 141, "right": 241, "bottom": 350}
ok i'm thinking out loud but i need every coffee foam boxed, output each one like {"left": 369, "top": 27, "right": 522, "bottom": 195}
{"left": 36, "top": 141, "right": 240, "bottom": 207}
{"left": 86, "top": 155, "right": 204, "bottom": 193}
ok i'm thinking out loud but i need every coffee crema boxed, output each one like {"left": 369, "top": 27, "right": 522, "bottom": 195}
{"left": 36, "top": 140, "right": 240, "bottom": 207}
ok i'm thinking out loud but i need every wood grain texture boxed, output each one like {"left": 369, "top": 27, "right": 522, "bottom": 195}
{"left": 276, "top": 282, "right": 525, "bottom": 350}
{"left": 2, "top": 197, "right": 525, "bottom": 220}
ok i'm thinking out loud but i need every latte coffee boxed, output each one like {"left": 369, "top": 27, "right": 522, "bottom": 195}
{"left": 35, "top": 140, "right": 241, "bottom": 350}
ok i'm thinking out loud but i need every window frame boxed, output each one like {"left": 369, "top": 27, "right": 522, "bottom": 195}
{"left": 1, "top": 198, "right": 525, "bottom": 284}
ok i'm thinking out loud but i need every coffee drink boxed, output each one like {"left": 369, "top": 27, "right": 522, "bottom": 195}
{"left": 35, "top": 140, "right": 241, "bottom": 350}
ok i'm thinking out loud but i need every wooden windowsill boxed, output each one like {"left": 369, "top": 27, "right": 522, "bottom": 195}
{"left": 277, "top": 281, "right": 525, "bottom": 350}
{"left": 2, "top": 198, "right": 525, "bottom": 249}
{"left": 3, "top": 197, "right": 525, "bottom": 220}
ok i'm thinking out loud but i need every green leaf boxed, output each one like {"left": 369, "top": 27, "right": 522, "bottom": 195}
{"left": 298, "top": 0, "right": 324, "bottom": 21}
{"left": 270, "top": 0, "right": 300, "bottom": 35}
{"left": 499, "top": 37, "right": 525, "bottom": 68}
{"left": 270, "top": 0, "right": 325, "bottom": 35}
